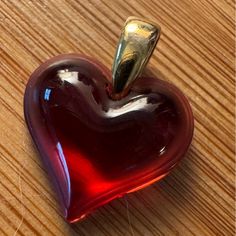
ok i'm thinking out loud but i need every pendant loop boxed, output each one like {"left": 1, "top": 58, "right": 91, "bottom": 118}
{"left": 111, "top": 16, "right": 161, "bottom": 96}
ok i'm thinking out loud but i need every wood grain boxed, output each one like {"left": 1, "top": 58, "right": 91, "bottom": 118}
{"left": 0, "top": 0, "right": 234, "bottom": 235}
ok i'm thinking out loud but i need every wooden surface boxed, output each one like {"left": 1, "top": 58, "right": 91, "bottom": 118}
{"left": 0, "top": 0, "right": 235, "bottom": 235}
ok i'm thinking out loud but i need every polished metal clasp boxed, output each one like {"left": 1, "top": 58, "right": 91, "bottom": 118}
{"left": 112, "top": 17, "right": 161, "bottom": 97}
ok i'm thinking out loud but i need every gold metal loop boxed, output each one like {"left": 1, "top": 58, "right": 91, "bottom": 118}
{"left": 111, "top": 16, "right": 161, "bottom": 96}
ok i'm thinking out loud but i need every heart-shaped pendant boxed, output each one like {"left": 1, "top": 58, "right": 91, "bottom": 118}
{"left": 24, "top": 17, "right": 194, "bottom": 222}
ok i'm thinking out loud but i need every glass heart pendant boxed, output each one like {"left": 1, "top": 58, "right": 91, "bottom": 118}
{"left": 24, "top": 17, "right": 194, "bottom": 222}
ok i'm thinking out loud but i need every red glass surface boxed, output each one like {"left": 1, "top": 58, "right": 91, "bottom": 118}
{"left": 24, "top": 54, "right": 194, "bottom": 222}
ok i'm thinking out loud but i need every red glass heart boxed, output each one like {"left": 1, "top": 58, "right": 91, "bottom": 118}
{"left": 24, "top": 54, "right": 194, "bottom": 222}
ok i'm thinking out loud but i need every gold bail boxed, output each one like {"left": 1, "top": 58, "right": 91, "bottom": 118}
{"left": 112, "top": 16, "right": 161, "bottom": 96}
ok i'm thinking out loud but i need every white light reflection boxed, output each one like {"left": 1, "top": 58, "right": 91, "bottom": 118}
{"left": 159, "top": 146, "right": 166, "bottom": 155}
{"left": 56, "top": 142, "right": 71, "bottom": 197}
{"left": 58, "top": 69, "right": 79, "bottom": 84}
{"left": 126, "top": 23, "right": 138, "bottom": 33}
{"left": 106, "top": 96, "right": 157, "bottom": 118}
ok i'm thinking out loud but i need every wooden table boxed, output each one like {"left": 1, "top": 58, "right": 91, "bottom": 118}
{"left": 0, "top": 0, "right": 234, "bottom": 235}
